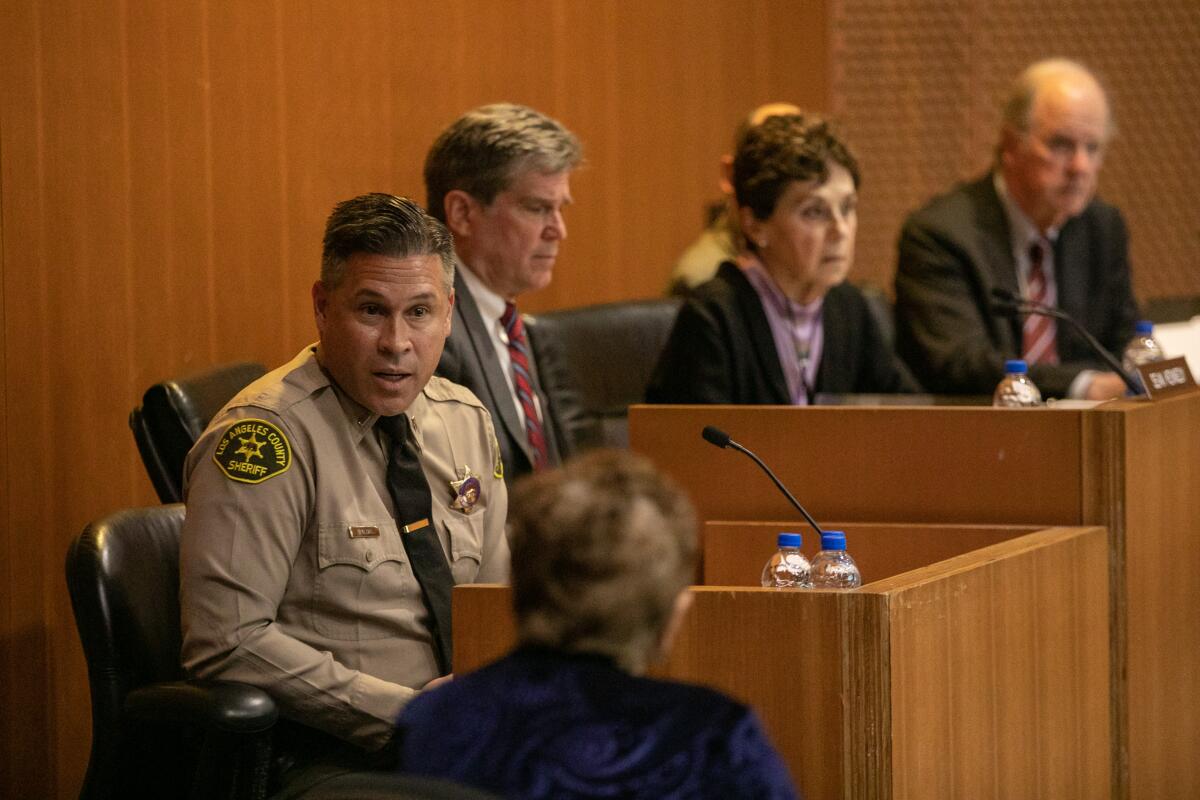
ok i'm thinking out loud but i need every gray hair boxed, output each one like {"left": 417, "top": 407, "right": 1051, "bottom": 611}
{"left": 424, "top": 103, "right": 582, "bottom": 223}
{"left": 508, "top": 449, "right": 698, "bottom": 674}
{"left": 320, "top": 193, "right": 455, "bottom": 293}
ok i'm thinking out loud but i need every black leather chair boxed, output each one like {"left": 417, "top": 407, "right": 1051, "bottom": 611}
{"left": 66, "top": 504, "right": 277, "bottom": 800}
{"left": 131, "top": 362, "right": 266, "bottom": 503}
{"left": 526, "top": 299, "right": 681, "bottom": 450}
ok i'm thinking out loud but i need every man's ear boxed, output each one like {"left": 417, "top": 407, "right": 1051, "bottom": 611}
{"left": 312, "top": 280, "right": 328, "bottom": 334}
{"left": 656, "top": 590, "right": 695, "bottom": 663}
{"left": 443, "top": 190, "right": 476, "bottom": 237}
{"left": 998, "top": 126, "right": 1021, "bottom": 170}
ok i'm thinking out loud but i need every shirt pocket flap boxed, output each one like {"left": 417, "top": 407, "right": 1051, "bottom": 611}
{"left": 443, "top": 515, "right": 483, "bottom": 564}
{"left": 318, "top": 521, "right": 406, "bottom": 573}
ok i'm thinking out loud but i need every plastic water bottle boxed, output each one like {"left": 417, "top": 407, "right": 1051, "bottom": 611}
{"left": 1122, "top": 320, "right": 1165, "bottom": 375}
{"left": 810, "top": 531, "right": 862, "bottom": 589}
{"left": 993, "top": 359, "right": 1042, "bottom": 407}
{"left": 761, "top": 532, "right": 812, "bottom": 589}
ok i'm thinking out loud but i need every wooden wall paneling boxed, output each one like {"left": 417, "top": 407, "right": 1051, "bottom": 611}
{"left": 43, "top": 2, "right": 141, "bottom": 793}
{"left": 0, "top": 2, "right": 842, "bottom": 796}
{"left": 520, "top": 0, "right": 833, "bottom": 310}
{"left": 0, "top": 0, "right": 53, "bottom": 793}
{"left": 206, "top": 1, "right": 294, "bottom": 366}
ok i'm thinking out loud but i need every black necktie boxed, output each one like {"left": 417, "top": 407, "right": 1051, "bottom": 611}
{"left": 377, "top": 414, "right": 454, "bottom": 675}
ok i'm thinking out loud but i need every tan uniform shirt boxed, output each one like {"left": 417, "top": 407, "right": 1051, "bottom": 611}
{"left": 179, "top": 346, "right": 509, "bottom": 751}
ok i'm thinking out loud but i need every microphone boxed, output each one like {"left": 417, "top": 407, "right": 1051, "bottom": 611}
{"left": 989, "top": 287, "right": 1140, "bottom": 394}
{"left": 700, "top": 426, "right": 823, "bottom": 538}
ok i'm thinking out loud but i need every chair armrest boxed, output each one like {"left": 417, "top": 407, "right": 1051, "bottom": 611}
{"left": 125, "top": 680, "right": 278, "bottom": 735}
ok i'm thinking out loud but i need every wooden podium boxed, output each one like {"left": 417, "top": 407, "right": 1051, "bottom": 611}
{"left": 454, "top": 522, "right": 1110, "bottom": 799}
{"left": 625, "top": 393, "right": 1200, "bottom": 800}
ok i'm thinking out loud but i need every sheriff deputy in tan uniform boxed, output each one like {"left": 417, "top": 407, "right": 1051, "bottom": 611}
{"left": 180, "top": 193, "right": 509, "bottom": 795}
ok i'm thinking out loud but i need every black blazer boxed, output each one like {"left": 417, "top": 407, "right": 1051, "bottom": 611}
{"left": 436, "top": 270, "right": 567, "bottom": 486}
{"left": 894, "top": 173, "right": 1138, "bottom": 397}
{"left": 645, "top": 262, "right": 917, "bottom": 404}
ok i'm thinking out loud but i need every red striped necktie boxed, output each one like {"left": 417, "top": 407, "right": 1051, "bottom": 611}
{"left": 500, "top": 303, "right": 549, "bottom": 470}
{"left": 1022, "top": 241, "right": 1059, "bottom": 365}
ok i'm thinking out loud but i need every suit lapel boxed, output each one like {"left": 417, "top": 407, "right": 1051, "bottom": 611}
{"left": 972, "top": 177, "right": 1022, "bottom": 349}
{"left": 725, "top": 264, "right": 790, "bottom": 404}
{"left": 815, "top": 289, "right": 846, "bottom": 394}
{"left": 1053, "top": 217, "right": 1089, "bottom": 327}
{"left": 452, "top": 273, "right": 535, "bottom": 465}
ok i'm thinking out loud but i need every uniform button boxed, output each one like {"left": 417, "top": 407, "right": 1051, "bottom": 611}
{"left": 365, "top": 550, "right": 374, "bottom": 563}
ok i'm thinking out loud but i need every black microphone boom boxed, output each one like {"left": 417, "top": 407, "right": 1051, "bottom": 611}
{"left": 989, "top": 287, "right": 1140, "bottom": 394}
{"left": 700, "top": 426, "right": 824, "bottom": 538}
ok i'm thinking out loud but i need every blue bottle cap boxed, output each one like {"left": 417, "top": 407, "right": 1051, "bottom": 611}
{"left": 777, "top": 532, "right": 802, "bottom": 548}
{"left": 820, "top": 531, "right": 846, "bottom": 550}
{"left": 1004, "top": 359, "right": 1028, "bottom": 374}
{"left": 1135, "top": 320, "right": 1154, "bottom": 335}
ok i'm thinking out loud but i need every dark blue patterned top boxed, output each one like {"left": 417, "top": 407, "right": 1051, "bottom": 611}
{"left": 395, "top": 646, "right": 800, "bottom": 799}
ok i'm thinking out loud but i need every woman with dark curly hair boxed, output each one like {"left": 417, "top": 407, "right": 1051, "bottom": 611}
{"left": 647, "top": 113, "right": 917, "bottom": 404}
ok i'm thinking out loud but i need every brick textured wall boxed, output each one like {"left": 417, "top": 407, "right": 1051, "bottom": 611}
{"left": 831, "top": 0, "right": 1200, "bottom": 305}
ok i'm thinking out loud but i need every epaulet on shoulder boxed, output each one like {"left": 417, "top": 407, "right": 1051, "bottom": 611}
{"left": 424, "top": 375, "right": 486, "bottom": 409}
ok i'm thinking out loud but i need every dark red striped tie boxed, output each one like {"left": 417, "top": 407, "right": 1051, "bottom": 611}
{"left": 500, "top": 303, "right": 549, "bottom": 469}
{"left": 1022, "top": 241, "right": 1059, "bottom": 365}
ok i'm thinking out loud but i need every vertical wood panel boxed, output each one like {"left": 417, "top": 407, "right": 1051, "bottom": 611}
{"left": 886, "top": 527, "right": 1111, "bottom": 798}
{"left": 1112, "top": 396, "right": 1200, "bottom": 799}
{"left": 2, "top": 0, "right": 58, "bottom": 794}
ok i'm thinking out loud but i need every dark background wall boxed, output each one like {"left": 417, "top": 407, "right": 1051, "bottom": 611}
{"left": 0, "top": 1, "right": 1195, "bottom": 797}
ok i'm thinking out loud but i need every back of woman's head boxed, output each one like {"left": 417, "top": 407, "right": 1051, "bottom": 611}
{"left": 508, "top": 449, "right": 698, "bottom": 673}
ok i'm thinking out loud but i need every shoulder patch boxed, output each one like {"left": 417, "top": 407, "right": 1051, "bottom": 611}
{"left": 212, "top": 418, "right": 292, "bottom": 484}
{"left": 423, "top": 375, "right": 486, "bottom": 408}
{"left": 492, "top": 431, "right": 504, "bottom": 480}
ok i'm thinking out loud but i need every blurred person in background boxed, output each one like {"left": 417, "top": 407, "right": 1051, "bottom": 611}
{"left": 396, "top": 449, "right": 800, "bottom": 800}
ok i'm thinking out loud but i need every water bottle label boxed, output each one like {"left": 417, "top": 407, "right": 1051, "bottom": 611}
{"left": 1137, "top": 357, "right": 1197, "bottom": 400}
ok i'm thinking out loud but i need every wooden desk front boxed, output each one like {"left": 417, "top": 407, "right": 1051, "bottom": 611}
{"left": 628, "top": 395, "right": 1200, "bottom": 799}
{"left": 455, "top": 523, "right": 1109, "bottom": 799}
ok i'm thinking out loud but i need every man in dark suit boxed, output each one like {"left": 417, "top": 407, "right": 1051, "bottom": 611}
{"left": 895, "top": 59, "right": 1137, "bottom": 399}
{"left": 425, "top": 104, "right": 582, "bottom": 484}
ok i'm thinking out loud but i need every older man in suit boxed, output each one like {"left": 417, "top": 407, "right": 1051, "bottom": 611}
{"left": 425, "top": 104, "right": 583, "bottom": 484}
{"left": 894, "top": 59, "right": 1137, "bottom": 399}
